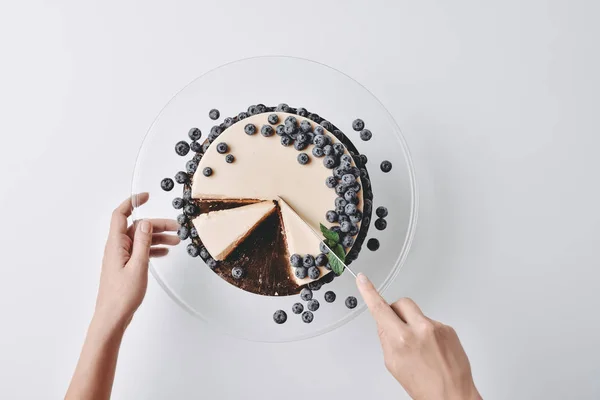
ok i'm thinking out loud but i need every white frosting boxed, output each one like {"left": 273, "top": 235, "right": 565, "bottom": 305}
{"left": 192, "top": 201, "right": 276, "bottom": 260}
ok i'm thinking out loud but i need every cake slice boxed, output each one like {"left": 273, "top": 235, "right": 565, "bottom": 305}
{"left": 192, "top": 201, "right": 276, "bottom": 260}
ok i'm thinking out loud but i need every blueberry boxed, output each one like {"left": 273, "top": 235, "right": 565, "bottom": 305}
{"left": 344, "top": 189, "right": 358, "bottom": 204}
{"left": 276, "top": 103, "right": 290, "bottom": 112}
{"left": 338, "top": 214, "right": 350, "bottom": 223}
{"left": 333, "top": 143, "right": 345, "bottom": 155}
{"left": 324, "top": 263, "right": 332, "bottom": 270}
{"left": 295, "top": 267, "right": 308, "bottom": 279}
{"left": 376, "top": 206, "right": 388, "bottom": 218}
{"left": 300, "top": 120, "right": 312, "bottom": 133}
{"left": 319, "top": 242, "right": 330, "bottom": 254}
{"left": 308, "top": 113, "right": 321, "bottom": 123}
{"left": 313, "top": 135, "right": 327, "bottom": 148}
{"left": 184, "top": 203, "right": 198, "bottom": 216}
{"left": 314, "top": 253, "right": 327, "bottom": 267}
{"left": 335, "top": 184, "right": 347, "bottom": 196}
{"left": 261, "top": 125, "right": 274, "bottom": 137}
{"left": 256, "top": 104, "right": 267, "bottom": 113}
{"left": 300, "top": 288, "right": 313, "bottom": 301}
{"left": 352, "top": 119, "right": 365, "bottom": 131}
{"left": 364, "top": 198, "right": 373, "bottom": 214}
{"left": 190, "top": 227, "right": 199, "bottom": 238}
{"left": 345, "top": 203, "right": 357, "bottom": 215}
{"left": 247, "top": 105, "right": 258, "bottom": 115}
{"left": 223, "top": 117, "right": 234, "bottom": 127}
{"left": 175, "top": 141, "right": 190, "bottom": 156}
{"left": 177, "top": 226, "right": 189, "bottom": 240}
{"left": 350, "top": 167, "right": 361, "bottom": 178}
{"left": 280, "top": 135, "right": 292, "bottom": 146}
{"left": 190, "top": 141, "right": 202, "bottom": 153}
{"left": 231, "top": 266, "right": 244, "bottom": 280}
{"left": 324, "top": 291, "right": 336, "bottom": 303}
{"left": 342, "top": 235, "right": 355, "bottom": 248}
{"left": 339, "top": 175, "right": 355, "bottom": 187}
{"left": 202, "top": 167, "right": 213, "bottom": 177}
{"left": 360, "top": 154, "right": 368, "bottom": 165}
{"left": 224, "top": 154, "right": 234, "bottom": 164}
{"left": 336, "top": 205, "right": 346, "bottom": 215}
{"left": 302, "top": 311, "right": 314, "bottom": 323}
{"left": 296, "top": 132, "right": 308, "bottom": 143}
{"left": 347, "top": 248, "right": 359, "bottom": 261}
{"left": 284, "top": 124, "right": 297, "bottom": 136}
{"left": 276, "top": 125, "right": 285, "bottom": 136}
{"left": 238, "top": 111, "right": 249, "bottom": 120}
{"left": 284, "top": 115, "right": 297, "bottom": 126}
{"left": 333, "top": 129, "right": 344, "bottom": 140}
{"left": 202, "top": 142, "right": 210, "bottom": 153}
{"left": 362, "top": 178, "right": 371, "bottom": 189}
{"left": 216, "top": 142, "right": 228, "bottom": 154}
{"left": 307, "top": 299, "right": 320, "bottom": 311}
{"left": 209, "top": 109, "right": 220, "bottom": 120}
{"left": 268, "top": 114, "right": 279, "bottom": 124}
{"left": 326, "top": 210, "right": 338, "bottom": 223}
{"left": 297, "top": 153, "right": 310, "bottom": 165}
{"left": 325, "top": 176, "right": 337, "bottom": 188}
{"left": 308, "top": 266, "right": 320, "bottom": 280}
{"left": 244, "top": 123, "right": 256, "bottom": 135}
{"left": 292, "top": 303, "right": 304, "bottom": 314}
{"left": 375, "top": 218, "right": 387, "bottom": 230}
{"left": 183, "top": 189, "right": 192, "bottom": 200}
{"left": 294, "top": 141, "right": 308, "bottom": 151}
{"left": 296, "top": 107, "right": 308, "bottom": 117}
{"left": 303, "top": 254, "right": 315, "bottom": 268}
{"left": 333, "top": 167, "right": 345, "bottom": 180}
{"left": 199, "top": 247, "right": 209, "bottom": 260}
{"left": 187, "top": 243, "right": 199, "bottom": 257}
{"left": 206, "top": 258, "right": 218, "bottom": 270}
{"left": 323, "top": 156, "right": 337, "bottom": 169}
{"left": 320, "top": 120, "right": 333, "bottom": 131}
{"left": 357, "top": 128, "right": 372, "bottom": 140}
{"left": 314, "top": 125, "right": 325, "bottom": 135}
{"left": 175, "top": 171, "right": 189, "bottom": 184}
{"left": 323, "top": 145, "right": 333, "bottom": 156}
{"left": 349, "top": 223, "right": 359, "bottom": 236}
{"left": 308, "top": 280, "right": 323, "bottom": 291}
{"left": 273, "top": 310, "right": 287, "bottom": 324}
{"left": 367, "top": 238, "right": 380, "bottom": 251}
{"left": 333, "top": 198, "right": 346, "bottom": 209}
{"left": 176, "top": 214, "right": 188, "bottom": 225}
{"left": 345, "top": 296, "right": 358, "bottom": 309}
{"left": 161, "top": 178, "right": 175, "bottom": 191}
{"left": 381, "top": 160, "right": 393, "bottom": 173}
{"left": 290, "top": 254, "right": 302, "bottom": 268}
{"left": 172, "top": 197, "right": 184, "bottom": 209}
{"left": 188, "top": 127, "right": 202, "bottom": 141}
{"left": 184, "top": 160, "right": 197, "bottom": 175}
{"left": 340, "top": 154, "right": 352, "bottom": 164}
{"left": 340, "top": 220, "right": 352, "bottom": 233}
{"left": 350, "top": 211, "right": 363, "bottom": 224}
{"left": 210, "top": 125, "right": 223, "bottom": 137}
{"left": 331, "top": 226, "right": 342, "bottom": 234}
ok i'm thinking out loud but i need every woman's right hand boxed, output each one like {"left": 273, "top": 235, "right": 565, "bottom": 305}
{"left": 356, "top": 273, "right": 481, "bottom": 400}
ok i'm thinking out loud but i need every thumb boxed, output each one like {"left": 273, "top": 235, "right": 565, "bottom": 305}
{"left": 356, "top": 273, "right": 402, "bottom": 329}
{"left": 129, "top": 219, "right": 153, "bottom": 270}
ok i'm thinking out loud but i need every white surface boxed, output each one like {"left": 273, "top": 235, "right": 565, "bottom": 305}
{"left": 1, "top": 0, "right": 599, "bottom": 399}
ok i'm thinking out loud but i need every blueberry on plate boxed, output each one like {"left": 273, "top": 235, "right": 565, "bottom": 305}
{"left": 206, "top": 258, "right": 218, "bottom": 270}
{"left": 360, "top": 154, "right": 368, "bottom": 165}
{"left": 176, "top": 214, "right": 188, "bottom": 225}
{"left": 367, "top": 238, "right": 380, "bottom": 251}
{"left": 203, "top": 167, "right": 213, "bottom": 177}
{"left": 275, "top": 125, "right": 285, "bottom": 136}
{"left": 315, "top": 253, "right": 327, "bottom": 266}
{"left": 231, "top": 266, "right": 244, "bottom": 280}
{"left": 184, "top": 203, "right": 198, "bottom": 216}
{"left": 295, "top": 267, "right": 308, "bottom": 279}
{"left": 188, "top": 127, "right": 202, "bottom": 141}
{"left": 308, "top": 280, "right": 323, "bottom": 291}
{"left": 225, "top": 154, "right": 235, "bottom": 163}
{"left": 174, "top": 171, "right": 189, "bottom": 184}
{"left": 341, "top": 174, "right": 356, "bottom": 185}
{"left": 319, "top": 242, "right": 330, "bottom": 254}
{"left": 325, "top": 176, "right": 337, "bottom": 188}
{"left": 333, "top": 143, "right": 345, "bottom": 155}
{"left": 284, "top": 124, "right": 297, "bottom": 136}
{"left": 300, "top": 288, "right": 313, "bottom": 301}
{"left": 345, "top": 296, "right": 358, "bottom": 309}
{"left": 161, "top": 178, "right": 174, "bottom": 191}
{"left": 216, "top": 142, "right": 228, "bottom": 154}
{"left": 352, "top": 119, "right": 365, "bottom": 131}
{"left": 186, "top": 160, "right": 198, "bottom": 174}
{"left": 350, "top": 211, "right": 363, "bottom": 224}
{"left": 290, "top": 254, "right": 302, "bottom": 268}
{"left": 335, "top": 184, "right": 347, "bottom": 196}
{"left": 303, "top": 254, "right": 315, "bottom": 267}
{"left": 376, "top": 206, "right": 388, "bottom": 218}
{"left": 324, "top": 291, "right": 336, "bottom": 303}
{"left": 307, "top": 299, "right": 320, "bottom": 311}
{"left": 172, "top": 197, "right": 184, "bottom": 209}
{"left": 360, "top": 129, "right": 372, "bottom": 141}
{"left": 375, "top": 218, "right": 387, "bottom": 230}
{"left": 323, "top": 145, "right": 333, "bottom": 156}
{"left": 175, "top": 141, "right": 190, "bottom": 156}
{"left": 345, "top": 203, "right": 357, "bottom": 215}
{"left": 202, "top": 142, "right": 210, "bottom": 153}
{"left": 349, "top": 223, "right": 359, "bottom": 236}
{"left": 294, "top": 141, "right": 308, "bottom": 151}
{"left": 190, "top": 141, "right": 202, "bottom": 153}
{"left": 340, "top": 154, "right": 352, "bottom": 164}
{"left": 340, "top": 220, "right": 352, "bottom": 233}
{"left": 210, "top": 125, "right": 223, "bottom": 136}
{"left": 302, "top": 311, "right": 314, "bottom": 323}
{"left": 323, "top": 156, "right": 337, "bottom": 169}
{"left": 333, "top": 167, "right": 345, "bottom": 180}
{"left": 335, "top": 197, "right": 347, "bottom": 208}
{"left": 208, "top": 109, "right": 220, "bottom": 120}
{"left": 300, "top": 120, "right": 312, "bottom": 133}
{"left": 308, "top": 113, "right": 321, "bottom": 123}
{"left": 320, "top": 120, "right": 332, "bottom": 131}
{"left": 297, "top": 153, "right": 310, "bottom": 165}
{"left": 342, "top": 235, "right": 354, "bottom": 248}
{"left": 326, "top": 210, "right": 338, "bottom": 223}
{"left": 314, "top": 125, "right": 325, "bottom": 135}
{"left": 273, "top": 310, "right": 287, "bottom": 324}
{"left": 223, "top": 117, "right": 234, "bottom": 127}
{"left": 336, "top": 205, "right": 346, "bottom": 215}
{"left": 182, "top": 188, "right": 192, "bottom": 200}
{"left": 276, "top": 103, "right": 290, "bottom": 112}
{"left": 237, "top": 111, "right": 248, "bottom": 120}
{"left": 244, "top": 123, "right": 256, "bottom": 135}
{"left": 268, "top": 114, "right": 279, "bottom": 124}
{"left": 363, "top": 198, "right": 373, "bottom": 214}
{"left": 344, "top": 189, "right": 358, "bottom": 204}
{"left": 177, "top": 226, "right": 189, "bottom": 240}
{"left": 190, "top": 227, "right": 198, "bottom": 238}
{"left": 186, "top": 243, "right": 199, "bottom": 257}
{"left": 338, "top": 214, "right": 350, "bottom": 223}
{"left": 296, "top": 132, "right": 307, "bottom": 143}
{"left": 261, "top": 125, "right": 274, "bottom": 137}
{"left": 280, "top": 135, "right": 292, "bottom": 146}
{"left": 284, "top": 115, "right": 297, "bottom": 126}
{"left": 296, "top": 107, "right": 308, "bottom": 117}
{"left": 247, "top": 105, "right": 258, "bottom": 115}
{"left": 292, "top": 303, "right": 304, "bottom": 314}
{"left": 313, "top": 134, "right": 327, "bottom": 148}
{"left": 350, "top": 167, "right": 361, "bottom": 178}
{"left": 308, "top": 267, "right": 320, "bottom": 280}
{"left": 381, "top": 160, "right": 393, "bottom": 173}
{"left": 199, "top": 247, "right": 209, "bottom": 260}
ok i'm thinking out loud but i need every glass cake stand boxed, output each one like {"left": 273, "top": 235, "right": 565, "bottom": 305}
{"left": 131, "top": 56, "right": 418, "bottom": 342}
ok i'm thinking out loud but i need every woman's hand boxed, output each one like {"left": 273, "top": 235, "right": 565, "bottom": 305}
{"left": 356, "top": 273, "right": 481, "bottom": 400}
{"left": 94, "top": 193, "right": 179, "bottom": 334}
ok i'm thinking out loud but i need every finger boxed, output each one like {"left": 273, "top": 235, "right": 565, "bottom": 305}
{"left": 356, "top": 273, "right": 405, "bottom": 331}
{"left": 109, "top": 193, "right": 150, "bottom": 236}
{"left": 128, "top": 219, "right": 179, "bottom": 237}
{"left": 151, "top": 234, "right": 180, "bottom": 246}
{"left": 127, "top": 219, "right": 153, "bottom": 270}
{"left": 150, "top": 247, "right": 170, "bottom": 258}
{"left": 390, "top": 297, "right": 426, "bottom": 325}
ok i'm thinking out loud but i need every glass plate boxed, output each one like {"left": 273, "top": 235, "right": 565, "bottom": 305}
{"left": 132, "top": 56, "right": 418, "bottom": 342}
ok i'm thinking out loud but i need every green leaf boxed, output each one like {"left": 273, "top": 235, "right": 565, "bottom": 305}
{"left": 320, "top": 223, "right": 340, "bottom": 243}
{"left": 332, "top": 244, "right": 346, "bottom": 263}
{"left": 325, "top": 239, "right": 337, "bottom": 248}
{"left": 327, "top": 244, "right": 347, "bottom": 276}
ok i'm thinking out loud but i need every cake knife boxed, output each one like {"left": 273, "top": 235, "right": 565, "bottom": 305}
{"left": 277, "top": 196, "right": 358, "bottom": 278}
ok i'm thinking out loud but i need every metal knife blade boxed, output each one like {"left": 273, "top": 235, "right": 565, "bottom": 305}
{"left": 277, "top": 196, "right": 358, "bottom": 278}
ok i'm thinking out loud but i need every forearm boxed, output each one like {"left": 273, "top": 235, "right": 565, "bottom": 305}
{"left": 65, "top": 316, "right": 125, "bottom": 400}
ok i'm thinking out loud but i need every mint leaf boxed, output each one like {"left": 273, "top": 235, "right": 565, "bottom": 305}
{"left": 320, "top": 223, "right": 340, "bottom": 243}
{"left": 327, "top": 244, "right": 347, "bottom": 276}
{"left": 325, "top": 239, "right": 337, "bottom": 248}
{"left": 332, "top": 244, "right": 346, "bottom": 263}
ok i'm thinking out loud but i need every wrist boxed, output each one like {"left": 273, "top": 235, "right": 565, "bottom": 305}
{"left": 90, "top": 311, "right": 128, "bottom": 342}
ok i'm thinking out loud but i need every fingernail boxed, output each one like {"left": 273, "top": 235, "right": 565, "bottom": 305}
{"left": 357, "top": 273, "right": 369, "bottom": 285}
{"left": 140, "top": 220, "right": 151, "bottom": 233}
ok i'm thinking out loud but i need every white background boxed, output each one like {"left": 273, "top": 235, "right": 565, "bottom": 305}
{"left": 1, "top": 0, "right": 599, "bottom": 399}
